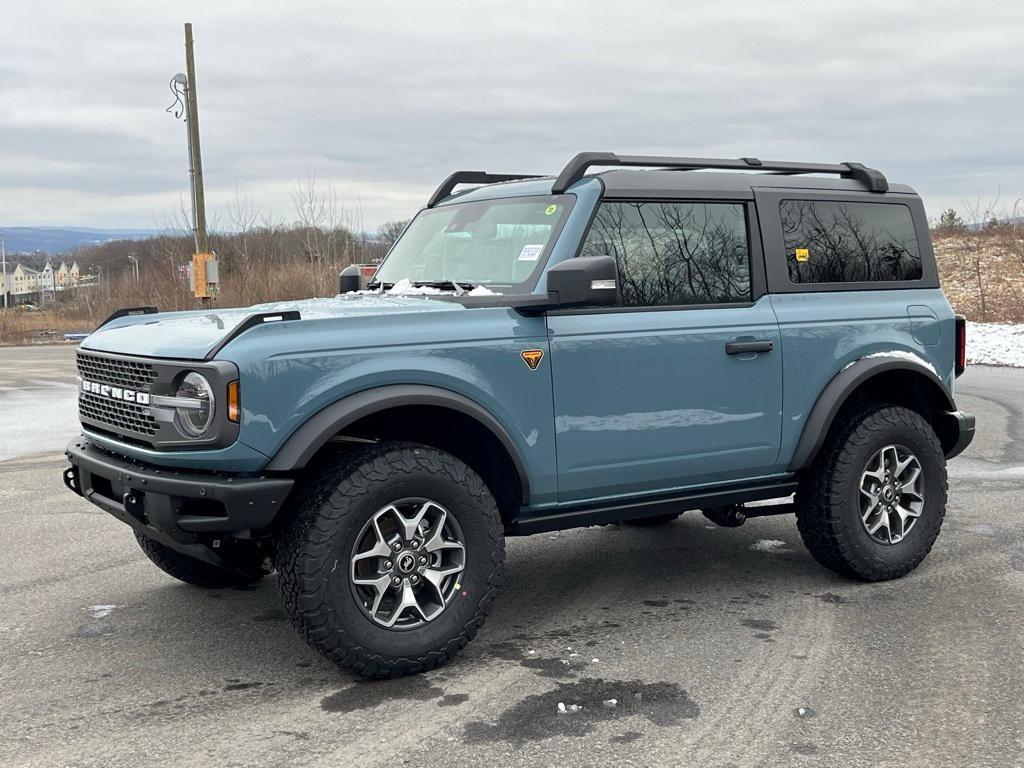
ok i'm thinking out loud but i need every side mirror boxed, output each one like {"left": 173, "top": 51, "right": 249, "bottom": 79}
{"left": 545, "top": 255, "right": 618, "bottom": 308}
{"left": 338, "top": 265, "right": 362, "bottom": 294}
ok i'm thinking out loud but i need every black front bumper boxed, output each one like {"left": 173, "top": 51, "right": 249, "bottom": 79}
{"left": 65, "top": 437, "right": 293, "bottom": 564}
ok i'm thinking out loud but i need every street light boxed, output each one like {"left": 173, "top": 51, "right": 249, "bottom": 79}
{"left": 127, "top": 252, "right": 140, "bottom": 283}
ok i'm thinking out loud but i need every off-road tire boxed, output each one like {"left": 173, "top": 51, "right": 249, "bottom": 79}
{"left": 134, "top": 531, "right": 264, "bottom": 588}
{"left": 275, "top": 442, "right": 505, "bottom": 678}
{"left": 623, "top": 512, "right": 682, "bottom": 527}
{"left": 796, "top": 404, "right": 947, "bottom": 581}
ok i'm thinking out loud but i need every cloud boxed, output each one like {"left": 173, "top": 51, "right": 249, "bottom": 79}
{"left": 1, "top": 0, "right": 1022, "bottom": 229}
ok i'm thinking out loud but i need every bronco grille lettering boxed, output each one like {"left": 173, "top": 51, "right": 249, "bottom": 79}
{"left": 79, "top": 378, "right": 151, "bottom": 406}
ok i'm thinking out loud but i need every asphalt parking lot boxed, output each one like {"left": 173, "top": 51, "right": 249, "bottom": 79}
{"left": 1, "top": 345, "right": 1021, "bottom": 767}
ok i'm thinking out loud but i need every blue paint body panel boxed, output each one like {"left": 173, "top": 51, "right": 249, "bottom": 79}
{"left": 546, "top": 296, "right": 783, "bottom": 500}
{"left": 73, "top": 171, "right": 963, "bottom": 521}
{"left": 769, "top": 289, "right": 956, "bottom": 467}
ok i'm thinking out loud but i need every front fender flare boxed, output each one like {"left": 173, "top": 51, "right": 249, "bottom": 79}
{"left": 788, "top": 356, "right": 956, "bottom": 472}
{"left": 264, "top": 384, "right": 531, "bottom": 503}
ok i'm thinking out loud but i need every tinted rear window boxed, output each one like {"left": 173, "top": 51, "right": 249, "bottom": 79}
{"left": 780, "top": 200, "right": 922, "bottom": 284}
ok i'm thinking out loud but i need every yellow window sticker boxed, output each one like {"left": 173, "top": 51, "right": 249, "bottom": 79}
{"left": 794, "top": 248, "right": 810, "bottom": 262}
{"left": 545, "top": 204, "right": 558, "bottom": 215}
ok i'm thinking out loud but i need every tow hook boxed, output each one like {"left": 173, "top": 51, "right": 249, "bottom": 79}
{"left": 702, "top": 505, "right": 747, "bottom": 528}
{"left": 63, "top": 466, "right": 82, "bottom": 496}
{"left": 123, "top": 491, "right": 146, "bottom": 523}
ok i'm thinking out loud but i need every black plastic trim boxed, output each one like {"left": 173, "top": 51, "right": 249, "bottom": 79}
{"left": 66, "top": 437, "right": 293, "bottom": 541}
{"left": 97, "top": 306, "right": 158, "bottom": 330}
{"left": 427, "top": 171, "right": 545, "bottom": 208}
{"left": 204, "top": 311, "right": 301, "bottom": 361}
{"left": 264, "top": 385, "right": 531, "bottom": 503}
{"left": 788, "top": 357, "right": 957, "bottom": 471}
{"left": 551, "top": 152, "right": 888, "bottom": 194}
{"left": 943, "top": 411, "right": 975, "bottom": 459}
{"left": 509, "top": 478, "right": 798, "bottom": 535}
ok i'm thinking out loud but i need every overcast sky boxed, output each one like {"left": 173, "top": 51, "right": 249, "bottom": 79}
{"left": 2, "top": 0, "right": 1022, "bottom": 231}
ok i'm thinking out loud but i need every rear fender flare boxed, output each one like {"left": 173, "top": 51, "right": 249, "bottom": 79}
{"left": 788, "top": 356, "right": 955, "bottom": 471}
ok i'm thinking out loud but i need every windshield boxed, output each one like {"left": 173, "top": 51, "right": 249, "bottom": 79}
{"left": 372, "top": 195, "right": 573, "bottom": 291}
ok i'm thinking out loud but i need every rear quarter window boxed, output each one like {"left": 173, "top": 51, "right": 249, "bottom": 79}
{"left": 780, "top": 200, "right": 923, "bottom": 284}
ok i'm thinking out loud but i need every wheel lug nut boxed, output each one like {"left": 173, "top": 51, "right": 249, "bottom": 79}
{"left": 410, "top": 575, "right": 419, "bottom": 584}
{"left": 419, "top": 556, "right": 427, "bottom": 565}
{"left": 392, "top": 576, "right": 401, "bottom": 586}
{"left": 384, "top": 560, "right": 393, "bottom": 570}
{"left": 391, "top": 541, "right": 402, "bottom": 552}
{"left": 411, "top": 539, "right": 421, "bottom": 548}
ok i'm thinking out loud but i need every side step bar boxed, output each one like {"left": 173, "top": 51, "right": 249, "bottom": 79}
{"left": 509, "top": 479, "right": 798, "bottom": 536}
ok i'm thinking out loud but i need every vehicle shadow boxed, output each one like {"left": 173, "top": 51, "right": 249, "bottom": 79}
{"left": 112, "top": 511, "right": 841, "bottom": 687}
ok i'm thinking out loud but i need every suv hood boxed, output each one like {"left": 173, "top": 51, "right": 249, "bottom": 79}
{"left": 80, "top": 294, "right": 463, "bottom": 360}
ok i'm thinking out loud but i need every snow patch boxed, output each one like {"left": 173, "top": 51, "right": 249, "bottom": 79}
{"left": 88, "top": 605, "right": 118, "bottom": 619}
{"left": 386, "top": 278, "right": 445, "bottom": 296}
{"left": 468, "top": 285, "right": 499, "bottom": 296}
{"left": 966, "top": 322, "right": 1024, "bottom": 368}
{"left": 749, "top": 539, "right": 789, "bottom": 553}
{"left": 861, "top": 350, "right": 939, "bottom": 377}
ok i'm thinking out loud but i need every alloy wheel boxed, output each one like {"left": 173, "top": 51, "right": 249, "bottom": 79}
{"left": 349, "top": 499, "right": 466, "bottom": 629}
{"left": 859, "top": 444, "right": 925, "bottom": 545}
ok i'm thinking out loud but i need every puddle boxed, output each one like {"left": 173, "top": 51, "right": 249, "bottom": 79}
{"left": 463, "top": 678, "right": 699, "bottom": 744}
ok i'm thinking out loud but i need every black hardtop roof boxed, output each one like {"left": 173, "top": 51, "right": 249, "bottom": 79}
{"left": 427, "top": 152, "right": 915, "bottom": 207}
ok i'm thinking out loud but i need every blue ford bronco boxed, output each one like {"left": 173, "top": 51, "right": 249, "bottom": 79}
{"left": 65, "top": 152, "right": 974, "bottom": 677}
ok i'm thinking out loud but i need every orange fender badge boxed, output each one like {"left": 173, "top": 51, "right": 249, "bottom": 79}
{"left": 521, "top": 349, "right": 544, "bottom": 370}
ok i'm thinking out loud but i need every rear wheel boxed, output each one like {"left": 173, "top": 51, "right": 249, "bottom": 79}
{"left": 276, "top": 442, "right": 505, "bottom": 678}
{"left": 134, "top": 532, "right": 264, "bottom": 588}
{"left": 796, "top": 405, "right": 947, "bottom": 581}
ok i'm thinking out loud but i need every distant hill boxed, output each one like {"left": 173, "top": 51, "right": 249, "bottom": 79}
{"left": 0, "top": 227, "right": 162, "bottom": 256}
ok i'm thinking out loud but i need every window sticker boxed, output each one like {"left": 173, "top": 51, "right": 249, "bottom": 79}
{"left": 544, "top": 204, "right": 558, "bottom": 215}
{"left": 794, "top": 247, "right": 810, "bottom": 263}
{"left": 518, "top": 244, "right": 545, "bottom": 262}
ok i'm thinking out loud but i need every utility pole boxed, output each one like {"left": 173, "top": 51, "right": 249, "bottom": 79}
{"left": 1, "top": 232, "right": 7, "bottom": 311}
{"left": 170, "top": 22, "right": 217, "bottom": 308}
{"left": 184, "top": 23, "right": 209, "bottom": 258}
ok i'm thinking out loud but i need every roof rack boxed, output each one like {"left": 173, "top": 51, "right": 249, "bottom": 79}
{"left": 550, "top": 152, "right": 888, "bottom": 194}
{"left": 426, "top": 171, "right": 545, "bottom": 208}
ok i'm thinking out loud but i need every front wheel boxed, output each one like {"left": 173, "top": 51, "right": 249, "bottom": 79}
{"left": 276, "top": 442, "right": 505, "bottom": 678}
{"left": 796, "top": 405, "right": 947, "bottom": 581}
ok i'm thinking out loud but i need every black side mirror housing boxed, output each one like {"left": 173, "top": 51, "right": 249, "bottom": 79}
{"left": 338, "top": 265, "right": 362, "bottom": 294}
{"left": 545, "top": 255, "right": 619, "bottom": 308}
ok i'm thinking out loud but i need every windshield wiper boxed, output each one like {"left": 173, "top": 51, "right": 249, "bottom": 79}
{"left": 365, "top": 281, "right": 393, "bottom": 291}
{"left": 412, "top": 280, "right": 476, "bottom": 295}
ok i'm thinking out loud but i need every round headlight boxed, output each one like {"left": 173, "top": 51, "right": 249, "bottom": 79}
{"left": 175, "top": 372, "right": 215, "bottom": 437}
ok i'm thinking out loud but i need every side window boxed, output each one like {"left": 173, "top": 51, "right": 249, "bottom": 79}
{"left": 579, "top": 201, "right": 751, "bottom": 307}
{"left": 780, "top": 200, "right": 922, "bottom": 284}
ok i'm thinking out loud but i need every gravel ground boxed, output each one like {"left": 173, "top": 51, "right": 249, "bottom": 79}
{"left": 0, "top": 347, "right": 1021, "bottom": 767}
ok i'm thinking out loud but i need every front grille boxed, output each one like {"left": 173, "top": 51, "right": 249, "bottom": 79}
{"left": 79, "top": 392, "right": 158, "bottom": 436}
{"left": 77, "top": 352, "right": 157, "bottom": 391}
{"left": 77, "top": 352, "right": 159, "bottom": 438}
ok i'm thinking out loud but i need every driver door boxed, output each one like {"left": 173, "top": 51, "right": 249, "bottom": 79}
{"left": 546, "top": 199, "right": 783, "bottom": 502}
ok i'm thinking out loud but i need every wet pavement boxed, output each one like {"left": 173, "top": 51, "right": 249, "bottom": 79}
{"left": 1, "top": 346, "right": 1021, "bottom": 767}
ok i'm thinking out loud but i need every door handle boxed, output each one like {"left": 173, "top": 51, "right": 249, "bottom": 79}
{"left": 725, "top": 340, "right": 774, "bottom": 355}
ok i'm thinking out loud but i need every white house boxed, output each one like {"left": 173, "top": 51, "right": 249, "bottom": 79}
{"left": 11, "top": 264, "right": 41, "bottom": 295}
{"left": 40, "top": 262, "right": 55, "bottom": 292}
{"left": 56, "top": 261, "right": 80, "bottom": 289}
